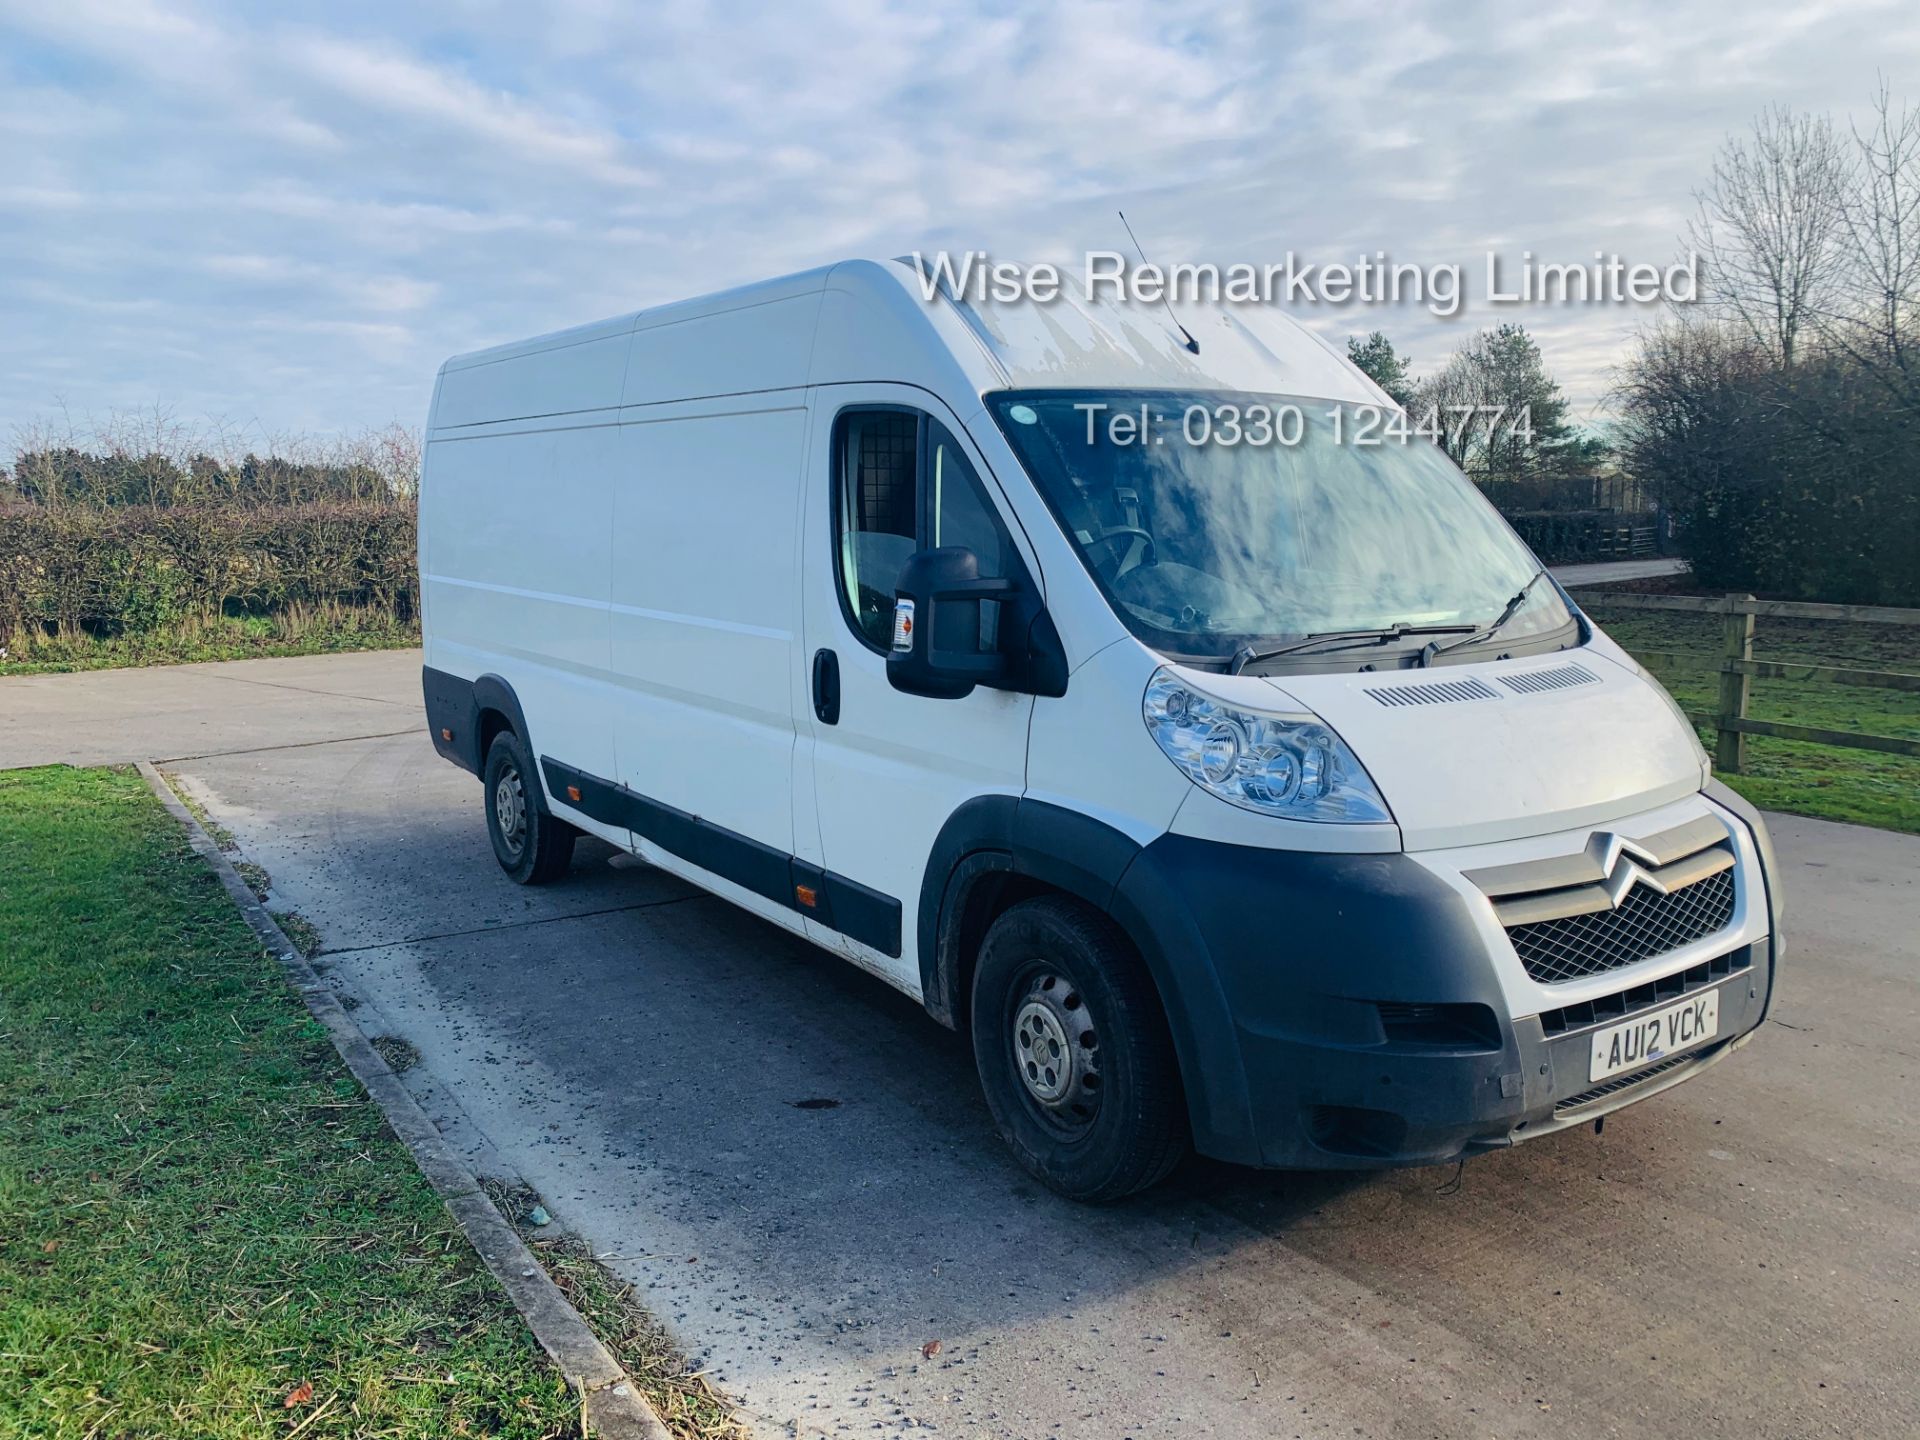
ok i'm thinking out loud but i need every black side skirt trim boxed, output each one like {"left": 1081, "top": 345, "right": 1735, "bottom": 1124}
{"left": 540, "top": 757, "right": 902, "bottom": 958}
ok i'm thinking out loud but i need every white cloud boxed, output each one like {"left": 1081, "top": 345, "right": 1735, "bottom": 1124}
{"left": 285, "top": 33, "right": 657, "bottom": 189}
{"left": 1, "top": 0, "right": 1918, "bottom": 437}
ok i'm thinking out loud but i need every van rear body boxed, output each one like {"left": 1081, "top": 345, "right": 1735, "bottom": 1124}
{"left": 418, "top": 259, "right": 1781, "bottom": 1198}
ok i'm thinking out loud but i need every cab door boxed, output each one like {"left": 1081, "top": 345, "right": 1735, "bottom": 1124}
{"left": 794, "top": 387, "right": 1040, "bottom": 996}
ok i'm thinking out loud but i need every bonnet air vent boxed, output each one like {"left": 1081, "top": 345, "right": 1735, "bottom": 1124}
{"left": 1498, "top": 662, "right": 1599, "bottom": 694}
{"left": 1364, "top": 676, "right": 1500, "bottom": 708}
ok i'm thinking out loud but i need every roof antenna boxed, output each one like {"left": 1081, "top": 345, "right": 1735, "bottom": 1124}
{"left": 1118, "top": 209, "right": 1200, "bottom": 354}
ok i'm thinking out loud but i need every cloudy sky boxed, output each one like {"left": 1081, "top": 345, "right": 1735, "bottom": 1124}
{"left": 3, "top": 0, "right": 1916, "bottom": 445}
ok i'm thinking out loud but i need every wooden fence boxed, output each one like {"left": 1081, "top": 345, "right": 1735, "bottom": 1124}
{"left": 1506, "top": 513, "right": 1659, "bottom": 564}
{"left": 1577, "top": 591, "right": 1920, "bottom": 772}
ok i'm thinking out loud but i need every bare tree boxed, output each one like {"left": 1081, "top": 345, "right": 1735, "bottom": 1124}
{"left": 335, "top": 421, "right": 423, "bottom": 499}
{"left": 1413, "top": 342, "right": 1486, "bottom": 469}
{"left": 7, "top": 403, "right": 84, "bottom": 510}
{"left": 1687, "top": 106, "right": 1852, "bottom": 367}
{"left": 1825, "top": 80, "right": 1920, "bottom": 405}
{"left": 6, "top": 405, "right": 423, "bottom": 507}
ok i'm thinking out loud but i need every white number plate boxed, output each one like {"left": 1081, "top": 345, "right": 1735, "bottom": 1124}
{"left": 1589, "top": 989, "right": 1720, "bottom": 1082}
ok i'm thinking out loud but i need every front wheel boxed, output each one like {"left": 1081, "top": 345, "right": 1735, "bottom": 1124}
{"left": 970, "top": 897, "right": 1189, "bottom": 1201}
{"left": 482, "top": 731, "right": 576, "bottom": 885}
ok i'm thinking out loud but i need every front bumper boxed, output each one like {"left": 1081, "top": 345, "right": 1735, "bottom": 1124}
{"left": 1245, "top": 943, "right": 1769, "bottom": 1168}
{"left": 1110, "top": 792, "right": 1779, "bottom": 1169}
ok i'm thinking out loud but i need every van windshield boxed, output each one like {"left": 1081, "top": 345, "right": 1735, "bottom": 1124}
{"left": 988, "top": 390, "right": 1573, "bottom": 665}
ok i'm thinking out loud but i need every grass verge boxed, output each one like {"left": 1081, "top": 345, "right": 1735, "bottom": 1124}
{"left": 0, "top": 765, "right": 580, "bottom": 1438}
{"left": 482, "top": 1182, "right": 743, "bottom": 1440}
{"left": 0, "top": 606, "right": 418, "bottom": 677}
{"left": 1582, "top": 596, "right": 1920, "bottom": 834}
{"left": 270, "top": 909, "right": 323, "bottom": 958}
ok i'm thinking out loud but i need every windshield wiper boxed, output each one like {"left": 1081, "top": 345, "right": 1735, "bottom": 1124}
{"left": 1417, "top": 569, "right": 1553, "bottom": 668}
{"left": 1228, "top": 622, "right": 1478, "bottom": 675}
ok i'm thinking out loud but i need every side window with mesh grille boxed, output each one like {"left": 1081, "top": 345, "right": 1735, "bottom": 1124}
{"left": 833, "top": 409, "right": 1010, "bottom": 653}
{"left": 836, "top": 411, "right": 919, "bottom": 650}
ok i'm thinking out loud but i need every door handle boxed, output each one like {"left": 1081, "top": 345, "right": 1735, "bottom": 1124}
{"left": 811, "top": 648, "right": 840, "bottom": 725}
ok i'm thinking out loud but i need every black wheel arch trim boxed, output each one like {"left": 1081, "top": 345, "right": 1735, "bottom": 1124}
{"left": 917, "top": 795, "right": 1161, "bottom": 1025}
{"left": 422, "top": 666, "right": 535, "bottom": 779}
{"left": 918, "top": 798, "right": 1538, "bottom": 1168}
{"left": 918, "top": 795, "right": 1257, "bottom": 1160}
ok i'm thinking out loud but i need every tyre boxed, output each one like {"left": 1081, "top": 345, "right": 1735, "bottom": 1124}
{"left": 482, "top": 731, "right": 576, "bottom": 885}
{"left": 970, "top": 896, "right": 1189, "bottom": 1201}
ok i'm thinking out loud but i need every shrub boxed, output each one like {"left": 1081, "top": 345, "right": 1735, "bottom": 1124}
{"left": 1618, "top": 323, "right": 1920, "bottom": 606}
{"left": 0, "top": 501, "right": 417, "bottom": 639}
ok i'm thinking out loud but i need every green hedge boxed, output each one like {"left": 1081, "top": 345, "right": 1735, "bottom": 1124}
{"left": 0, "top": 502, "right": 417, "bottom": 637}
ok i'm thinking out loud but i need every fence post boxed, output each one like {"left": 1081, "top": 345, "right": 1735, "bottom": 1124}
{"left": 1716, "top": 593, "right": 1756, "bottom": 773}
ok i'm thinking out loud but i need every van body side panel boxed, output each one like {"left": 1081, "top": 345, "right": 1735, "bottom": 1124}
{"left": 419, "top": 419, "right": 618, "bottom": 808}
{"left": 622, "top": 291, "right": 824, "bottom": 406}
{"left": 609, "top": 397, "right": 809, "bottom": 857}
{"left": 435, "top": 327, "right": 632, "bottom": 429}
{"left": 418, "top": 369, "right": 445, "bottom": 646}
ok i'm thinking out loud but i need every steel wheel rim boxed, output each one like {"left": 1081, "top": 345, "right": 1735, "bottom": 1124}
{"left": 1008, "top": 964, "right": 1102, "bottom": 1137}
{"left": 494, "top": 766, "right": 527, "bottom": 856}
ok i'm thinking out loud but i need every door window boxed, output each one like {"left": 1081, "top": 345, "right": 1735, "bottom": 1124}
{"left": 833, "top": 409, "right": 1011, "bottom": 653}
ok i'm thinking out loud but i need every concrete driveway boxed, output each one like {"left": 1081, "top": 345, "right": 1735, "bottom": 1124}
{"left": 0, "top": 649, "right": 421, "bottom": 768}
{"left": 6, "top": 649, "right": 1916, "bottom": 1439}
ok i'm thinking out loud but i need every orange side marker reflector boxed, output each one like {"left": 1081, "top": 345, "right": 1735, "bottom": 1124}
{"left": 795, "top": 885, "right": 819, "bottom": 908}
{"left": 440, "top": 727, "right": 453, "bottom": 742}
{"left": 566, "top": 785, "right": 582, "bottom": 803}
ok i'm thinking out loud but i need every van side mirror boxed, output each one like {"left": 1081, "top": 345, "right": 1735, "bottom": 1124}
{"left": 887, "top": 547, "right": 1013, "bottom": 700}
{"left": 888, "top": 546, "right": 1071, "bottom": 701}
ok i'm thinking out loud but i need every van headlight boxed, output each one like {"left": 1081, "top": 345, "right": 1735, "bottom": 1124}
{"left": 1143, "top": 668, "right": 1392, "bottom": 823}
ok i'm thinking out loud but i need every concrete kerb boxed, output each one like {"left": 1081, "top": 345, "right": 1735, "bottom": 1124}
{"left": 135, "top": 760, "right": 672, "bottom": 1440}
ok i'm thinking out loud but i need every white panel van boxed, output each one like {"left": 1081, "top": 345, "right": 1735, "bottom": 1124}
{"left": 418, "top": 260, "right": 1782, "bottom": 1200}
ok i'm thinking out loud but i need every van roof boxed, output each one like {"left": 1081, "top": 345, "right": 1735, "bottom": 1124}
{"left": 916, "top": 259, "right": 1382, "bottom": 402}
{"left": 437, "top": 258, "right": 1384, "bottom": 412}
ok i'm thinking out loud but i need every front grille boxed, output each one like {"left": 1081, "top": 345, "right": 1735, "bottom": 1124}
{"left": 1508, "top": 867, "right": 1736, "bottom": 984}
{"left": 1555, "top": 1045, "right": 1722, "bottom": 1114}
{"left": 1537, "top": 947, "right": 1750, "bottom": 1037}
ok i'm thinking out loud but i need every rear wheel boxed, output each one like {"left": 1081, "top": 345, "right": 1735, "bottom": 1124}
{"left": 970, "top": 896, "right": 1188, "bottom": 1201}
{"left": 483, "top": 731, "right": 576, "bottom": 885}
